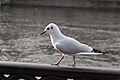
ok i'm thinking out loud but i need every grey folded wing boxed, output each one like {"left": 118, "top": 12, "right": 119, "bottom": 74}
{"left": 55, "top": 42, "right": 82, "bottom": 54}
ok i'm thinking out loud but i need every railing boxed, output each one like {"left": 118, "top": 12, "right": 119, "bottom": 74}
{"left": 0, "top": 61, "right": 120, "bottom": 80}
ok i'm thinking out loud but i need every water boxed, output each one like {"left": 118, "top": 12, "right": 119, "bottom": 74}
{"left": 0, "top": 6, "right": 120, "bottom": 68}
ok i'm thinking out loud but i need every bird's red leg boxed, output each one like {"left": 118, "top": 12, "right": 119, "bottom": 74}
{"left": 68, "top": 55, "right": 76, "bottom": 67}
{"left": 51, "top": 53, "right": 64, "bottom": 65}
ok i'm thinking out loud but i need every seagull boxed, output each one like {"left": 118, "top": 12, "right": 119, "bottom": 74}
{"left": 41, "top": 23, "right": 107, "bottom": 67}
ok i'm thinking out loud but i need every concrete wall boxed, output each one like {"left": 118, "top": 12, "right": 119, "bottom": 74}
{"left": 5, "top": 0, "right": 120, "bottom": 9}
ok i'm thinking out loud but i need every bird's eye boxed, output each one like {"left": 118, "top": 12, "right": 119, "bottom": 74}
{"left": 47, "top": 28, "right": 49, "bottom": 30}
{"left": 51, "top": 27, "right": 53, "bottom": 29}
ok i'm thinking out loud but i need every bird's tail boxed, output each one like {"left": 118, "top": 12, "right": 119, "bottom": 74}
{"left": 92, "top": 48, "right": 108, "bottom": 54}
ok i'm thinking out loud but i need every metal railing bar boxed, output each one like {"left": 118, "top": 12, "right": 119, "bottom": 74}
{"left": 0, "top": 61, "right": 120, "bottom": 80}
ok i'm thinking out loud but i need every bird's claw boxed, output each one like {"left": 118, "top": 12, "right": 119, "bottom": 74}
{"left": 51, "top": 63, "right": 59, "bottom": 66}
{"left": 68, "top": 64, "right": 76, "bottom": 67}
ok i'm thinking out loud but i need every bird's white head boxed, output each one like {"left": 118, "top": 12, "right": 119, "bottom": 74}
{"left": 41, "top": 23, "right": 61, "bottom": 36}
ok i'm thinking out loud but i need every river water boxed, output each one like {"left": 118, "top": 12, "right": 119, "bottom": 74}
{"left": 0, "top": 6, "right": 120, "bottom": 68}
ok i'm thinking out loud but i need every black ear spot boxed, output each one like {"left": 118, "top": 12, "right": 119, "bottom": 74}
{"left": 51, "top": 26, "right": 53, "bottom": 29}
{"left": 47, "top": 28, "right": 49, "bottom": 30}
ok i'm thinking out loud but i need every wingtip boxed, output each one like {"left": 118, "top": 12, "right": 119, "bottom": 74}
{"left": 103, "top": 51, "right": 108, "bottom": 54}
{"left": 92, "top": 48, "right": 108, "bottom": 54}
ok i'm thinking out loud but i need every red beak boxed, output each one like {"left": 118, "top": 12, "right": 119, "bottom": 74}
{"left": 41, "top": 31, "right": 46, "bottom": 35}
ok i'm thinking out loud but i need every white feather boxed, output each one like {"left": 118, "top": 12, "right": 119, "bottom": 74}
{"left": 76, "top": 52, "right": 103, "bottom": 55}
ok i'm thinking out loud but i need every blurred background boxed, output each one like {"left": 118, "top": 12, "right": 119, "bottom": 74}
{"left": 0, "top": 0, "right": 120, "bottom": 68}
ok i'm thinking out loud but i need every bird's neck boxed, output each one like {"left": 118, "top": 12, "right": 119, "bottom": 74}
{"left": 50, "top": 31, "right": 63, "bottom": 40}
{"left": 50, "top": 31, "right": 64, "bottom": 46}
